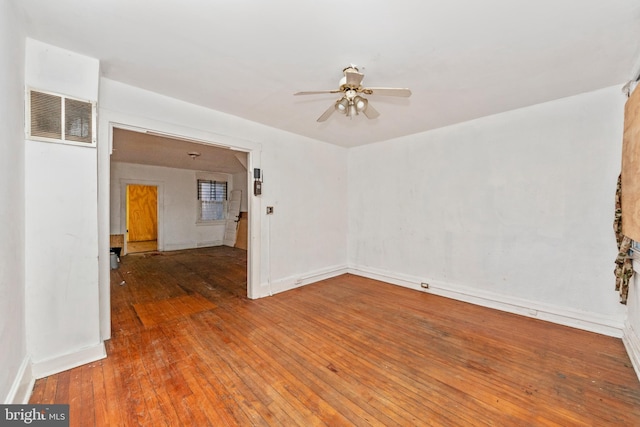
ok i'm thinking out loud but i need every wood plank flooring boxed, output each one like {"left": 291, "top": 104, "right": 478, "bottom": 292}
{"left": 30, "top": 246, "right": 640, "bottom": 426}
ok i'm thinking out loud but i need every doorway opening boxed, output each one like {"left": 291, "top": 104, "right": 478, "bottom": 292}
{"left": 98, "top": 116, "right": 261, "bottom": 342}
{"left": 109, "top": 126, "right": 251, "bottom": 300}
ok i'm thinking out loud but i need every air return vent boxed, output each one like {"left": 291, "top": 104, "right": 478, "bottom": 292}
{"left": 27, "top": 89, "right": 96, "bottom": 146}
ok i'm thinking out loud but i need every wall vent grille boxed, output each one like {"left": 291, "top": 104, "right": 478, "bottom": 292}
{"left": 27, "top": 89, "right": 96, "bottom": 146}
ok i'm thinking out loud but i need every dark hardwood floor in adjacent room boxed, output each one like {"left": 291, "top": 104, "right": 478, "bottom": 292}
{"left": 30, "top": 246, "right": 640, "bottom": 426}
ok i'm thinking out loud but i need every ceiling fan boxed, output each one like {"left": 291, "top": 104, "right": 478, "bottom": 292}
{"left": 294, "top": 66, "right": 412, "bottom": 122}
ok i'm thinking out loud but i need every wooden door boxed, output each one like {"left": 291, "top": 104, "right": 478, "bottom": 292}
{"left": 223, "top": 190, "right": 242, "bottom": 247}
{"left": 622, "top": 84, "right": 640, "bottom": 240}
{"left": 235, "top": 212, "right": 248, "bottom": 250}
{"left": 126, "top": 184, "right": 158, "bottom": 252}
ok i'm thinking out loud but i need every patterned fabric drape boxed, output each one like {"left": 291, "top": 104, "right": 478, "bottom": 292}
{"left": 614, "top": 174, "right": 633, "bottom": 304}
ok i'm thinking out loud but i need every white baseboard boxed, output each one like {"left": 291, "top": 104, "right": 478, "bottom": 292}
{"left": 348, "top": 265, "right": 625, "bottom": 338}
{"left": 31, "top": 342, "right": 107, "bottom": 380}
{"left": 258, "top": 264, "right": 349, "bottom": 298}
{"left": 197, "top": 240, "right": 223, "bottom": 248}
{"left": 623, "top": 320, "right": 640, "bottom": 381}
{"left": 4, "top": 357, "right": 35, "bottom": 404}
{"left": 162, "top": 241, "right": 223, "bottom": 251}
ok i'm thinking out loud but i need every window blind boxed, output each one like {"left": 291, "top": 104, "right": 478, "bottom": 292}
{"left": 197, "top": 180, "right": 227, "bottom": 201}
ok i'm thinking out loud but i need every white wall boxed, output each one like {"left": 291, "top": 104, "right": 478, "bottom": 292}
{"left": 257, "top": 133, "right": 349, "bottom": 291}
{"left": 24, "top": 40, "right": 104, "bottom": 377}
{"left": 110, "top": 162, "right": 235, "bottom": 250}
{"left": 99, "top": 78, "right": 349, "bottom": 298}
{"left": 0, "top": 0, "right": 30, "bottom": 404}
{"left": 349, "top": 86, "right": 627, "bottom": 336}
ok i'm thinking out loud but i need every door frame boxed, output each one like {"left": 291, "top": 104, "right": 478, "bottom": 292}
{"left": 120, "top": 180, "right": 164, "bottom": 253}
{"left": 99, "top": 115, "right": 261, "bottom": 341}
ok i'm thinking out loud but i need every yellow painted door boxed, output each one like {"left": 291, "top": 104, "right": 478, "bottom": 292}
{"left": 126, "top": 184, "right": 158, "bottom": 244}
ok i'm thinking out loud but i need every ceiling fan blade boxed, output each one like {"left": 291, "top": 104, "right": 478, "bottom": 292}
{"left": 362, "top": 87, "right": 412, "bottom": 97}
{"left": 317, "top": 104, "right": 336, "bottom": 122}
{"left": 294, "top": 90, "right": 342, "bottom": 96}
{"left": 363, "top": 102, "right": 380, "bottom": 119}
{"left": 344, "top": 69, "right": 364, "bottom": 87}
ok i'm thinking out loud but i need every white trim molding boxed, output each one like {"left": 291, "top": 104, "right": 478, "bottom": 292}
{"left": 623, "top": 320, "right": 640, "bottom": 381}
{"left": 258, "top": 264, "right": 349, "bottom": 298}
{"left": 31, "top": 342, "right": 106, "bottom": 380}
{"left": 348, "top": 264, "right": 625, "bottom": 338}
{"left": 4, "top": 357, "right": 35, "bottom": 404}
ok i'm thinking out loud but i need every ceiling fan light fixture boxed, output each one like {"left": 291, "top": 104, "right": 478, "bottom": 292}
{"left": 348, "top": 103, "right": 357, "bottom": 118}
{"left": 354, "top": 96, "right": 368, "bottom": 112}
{"left": 335, "top": 98, "right": 349, "bottom": 114}
{"left": 296, "top": 65, "right": 411, "bottom": 122}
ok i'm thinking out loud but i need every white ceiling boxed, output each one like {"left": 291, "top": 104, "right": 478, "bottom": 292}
{"left": 16, "top": 0, "right": 640, "bottom": 148}
{"left": 111, "top": 128, "right": 248, "bottom": 174}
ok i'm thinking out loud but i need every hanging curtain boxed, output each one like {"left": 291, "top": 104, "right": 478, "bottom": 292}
{"left": 614, "top": 174, "right": 633, "bottom": 304}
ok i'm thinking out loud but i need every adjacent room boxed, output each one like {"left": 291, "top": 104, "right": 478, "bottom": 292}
{"left": 109, "top": 127, "right": 250, "bottom": 294}
{"left": 2, "top": 0, "right": 640, "bottom": 425}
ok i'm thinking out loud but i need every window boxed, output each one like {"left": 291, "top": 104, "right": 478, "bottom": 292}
{"left": 198, "top": 179, "right": 227, "bottom": 221}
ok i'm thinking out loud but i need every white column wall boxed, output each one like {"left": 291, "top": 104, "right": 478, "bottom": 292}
{"left": 0, "top": 0, "right": 30, "bottom": 404}
{"left": 348, "top": 86, "right": 627, "bottom": 336}
{"left": 24, "top": 40, "right": 104, "bottom": 377}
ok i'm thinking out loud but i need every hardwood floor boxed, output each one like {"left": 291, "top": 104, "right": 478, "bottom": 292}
{"left": 30, "top": 246, "right": 640, "bottom": 426}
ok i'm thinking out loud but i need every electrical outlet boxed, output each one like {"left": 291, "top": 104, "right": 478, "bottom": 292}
{"left": 266, "top": 206, "right": 274, "bottom": 215}
{"left": 420, "top": 282, "right": 429, "bottom": 289}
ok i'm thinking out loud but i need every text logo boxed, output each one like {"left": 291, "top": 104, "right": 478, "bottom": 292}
{"left": 0, "top": 405, "right": 69, "bottom": 426}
